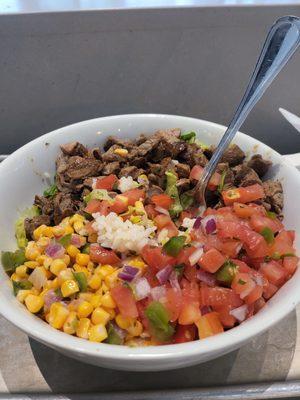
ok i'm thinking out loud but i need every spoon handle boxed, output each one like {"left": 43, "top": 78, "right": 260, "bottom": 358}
{"left": 197, "top": 15, "right": 300, "bottom": 202}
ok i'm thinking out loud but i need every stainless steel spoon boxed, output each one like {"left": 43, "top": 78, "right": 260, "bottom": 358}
{"left": 196, "top": 15, "right": 300, "bottom": 208}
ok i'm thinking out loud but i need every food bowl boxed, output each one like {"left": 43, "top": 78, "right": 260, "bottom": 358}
{"left": 0, "top": 114, "right": 299, "bottom": 371}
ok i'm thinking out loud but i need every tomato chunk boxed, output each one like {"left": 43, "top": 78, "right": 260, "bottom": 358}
{"left": 233, "top": 202, "right": 265, "bottom": 218}
{"left": 95, "top": 174, "right": 118, "bottom": 190}
{"left": 198, "top": 248, "right": 226, "bottom": 273}
{"left": 214, "top": 305, "right": 236, "bottom": 328}
{"left": 173, "top": 325, "right": 197, "bottom": 344}
{"left": 151, "top": 194, "right": 173, "bottom": 210}
{"left": 165, "top": 288, "right": 183, "bottom": 322}
{"left": 222, "top": 184, "right": 264, "bottom": 206}
{"left": 283, "top": 256, "right": 298, "bottom": 275}
{"left": 89, "top": 243, "right": 121, "bottom": 265}
{"left": 190, "top": 165, "right": 221, "bottom": 191}
{"left": 111, "top": 284, "right": 138, "bottom": 318}
{"left": 123, "top": 188, "right": 145, "bottom": 206}
{"left": 200, "top": 287, "right": 243, "bottom": 308}
{"left": 110, "top": 195, "right": 129, "bottom": 214}
{"left": 141, "top": 245, "right": 176, "bottom": 271}
{"left": 249, "top": 214, "right": 283, "bottom": 234}
{"left": 85, "top": 199, "right": 109, "bottom": 215}
{"left": 259, "top": 260, "right": 287, "bottom": 286}
{"left": 196, "top": 312, "right": 224, "bottom": 339}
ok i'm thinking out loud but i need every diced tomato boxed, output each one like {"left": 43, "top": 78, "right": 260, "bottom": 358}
{"left": 178, "top": 281, "right": 201, "bottom": 325}
{"left": 244, "top": 241, "right": 269, "bottom": 258}
{"left": 141, "top": 245, "right": 176, "bottom": 271}
{"left": 179, "top": 210, "right": 193, "bottom": 224}
{"left": 151, "top": 194, "right": 173, "bottom": 210}
{"left": 110, "top": 195, "right": 128, "bottom": 214}
{"left": 154, "top": 214, "right": 178, "bottom": 238}
{"left": 89, "top": 243, "right": 121, "bottom": 265}
{"left": 222, "top": 184, "right": 264, "bottom": 206}
{"left": 190, "top": 165, "right": 203, "bottom": 181}
{"left": 189, "top": 165, "right": 221, "bottom": 190}
{"left": 232, "top": 259, "right": 252, "bottom": 273}
{"left": 196, "top": 312, "right": 224, "bottom": 339}
{"left": 244, "top": 285, "right": 263, "bottom": 305}
{"left": 232, "top": 272, "right": 255, "bottom": 298}
{"left": 143, "top": 268, "right": 159, "bottom": 288}
{"left": 204, "top": 235, "right": 223, "bottom": 253}
{"left": 263, "top": 282, "right": 278, "bottom": 299}
{"left": 282, "top": 256, "right": 298, "bottom": 275}
{"left": 269, "top": 230, "right": 295, "bottom": 257}
{"left": 200, "top": 287, "right": 243, "bottom": 308}
{"left": 173, "top": 324, "right": 197, "bottom": 344}
{"left": 249, "top": 214, "right": 283, "bottom": 233}
{"left": 144, "top": 204, "right": 159, "bottom": 220}
{"left": 233, "top": 202, "right": 263, "bottom": 218}
{"left": 85, "top": 199, "right": 109, "bottom": 215}
{"left": 254, "top": 297, "right": 266, "bottom": 313}
{"left": 85, "top": 221, "right": 96, "bottom": 234}
{"left": 198, "top": 248, "right": 226, "bottom": 273}
{"left": 123, "top": 188, "right": 145, "bottom": 206}
{"left": 165, "top": 288, "right": 183, "bottom": 322}
{"left": 184, "top": 263, "right": 198, "bottom": 282}
{"left": 190, "top": 228, "right": 207, "bottom": 244}
{"left": 177, "top": 246, "right": 197, "bottom": 267}
{"left": 214, "top": 305, "right": 236, "bottom": 328}
{"left": 259, "top": 260, "right": 287, "bottom": 286}
{"left": 136, "top": 298, "right": 151, "bottom": 330}
{"left": 287, "top": 230, "right": 296, "bottom": 242}
{"left": 221, "top": 240, "right": 242, "bottom": 257}
{"left": 111, "top": 284, "right": 138, "bottom": 318}
{"left": 95, "top": 174, "right": 118, "bottom": 190}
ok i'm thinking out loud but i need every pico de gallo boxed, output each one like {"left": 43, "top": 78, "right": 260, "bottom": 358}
{"left": 2, "top": 129, "right": 297, "bottom": 346}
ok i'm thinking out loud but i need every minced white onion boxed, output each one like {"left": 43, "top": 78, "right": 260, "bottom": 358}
{"left": 151, "top": 286, "right": 166, "bottom": 301}
{"left": 189, "top": 246, "right": 204, "bottom": 266}
{"left": 239, "top": 280, "right": 256, "bottom": 299}
{"left": 155, "top": 206, "right": 169, "bottom": 216}
{"left": 28, "top": 267, "right": 47, "bottom": 290}
{"left": 134, "top": 277, "right": 151, "bottom": 300}
{"left": 230, "top": 305, "right": 248, "bottom": 322}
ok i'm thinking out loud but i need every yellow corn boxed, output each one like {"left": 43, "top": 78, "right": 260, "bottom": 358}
{"left": 10, "top": 273, "right": 21, "bottom": 282}
{"left": 69, "top": 214, "right": 85, "bottom": 225}
{"left": 33, "top": 225, "right": 47, "bottom": 240}
{"left": 25, "top": 294, "right": 44, "bottom": 313}
{"left": 61, "top": 279, "right": 79, "bottom": 297}
{"left": 63, "top": 254, "right": 71, "bottom": 266}
{"left": 36, "top": 236, "right": 51, "bottom": 248}
{"left": 49, "top": 302, "right": 69, "bottom": 329}
{"left": 130, "top": 215, "right": 141, "bottom": 224}
{"left": 91, "top": 307, "right": 109, "bottom": 325}
{"left": 63, "top": 311, "right": 78, "bottom": 334}
{"left": 90, "top": 294, "right": 102, "bottom": 308}
{"left": 103, "top": 307, "right": 116, "bottom": 320}
{"left": 59, "top": 216, "right": 71, "bottom": 227}
{"left": 98, "top": 282, "right": 109, "bottom": 295}
{"left": 134, "top": 201, "right": 145, "bottom": 215}
{"left": 104, "top": 270, "right": 119, "bottom": 287}
{"left": 50, "top": 277, "right": 59, "bottom": 289}
{"left": 95, "top": 265, "right": 115, "bottom": 278}
{"left": 15, "top": 265, "right": 28, "bottom": 278}
{"left": 66, "top": 244, "right": 80, "bottom": 258}
{"left": 87, "top": 261, "right": 95, "bottom": 272}
{"left": 52, "top": 225, "right": 65, "bottom": 237}
{"left": 25, "top": 243, "right": 41, "bottom": 261}
{"left": 79, "top": 293, "right": 93, "bottom": 301}
{"left": 77, "top": 301, "right": 93, "bottom": 318}
{"left": 76, "top": 253, "right": 90, "bottom": 266}
{"left": 101, "top": 292, "right": 116, "bottom": 309}
{"left": 43, "top": 227, "right": 54, "bottom": 238}
{"left": 126, "top": 257, "right": 146, "bottom": 270}
{"left": 50, "top": 259, "right": 67, "bottom": 276}
{"left": 73, "top": 221, "right": 84, "bottom": 233}
{"left": 16, "top": 289, "right": 32, "bottom": 303}
{"left": 64, "top": 226, "right": 74, "bottom": 235}
{"left": 113, "top": 148, "right": 128, "bottom": 157}
{"left": 57, "top": 268, "right": 74, "bottom": 285}
{"left": 88, "top": 274, "right": 102, "bottom": 290}
{"left": 127, "top": 320, "right": 143, "bottom": 337}
{"left": 76, "top": 318, "right": 91, "bottom": 339}
{"left": 43, "top": 257, "right": 53, "bottom": 270}
{"left": 115, "top": 314, "right": 133, "bottom": 330}
{"left": 24, "top": 261, "right": 39, "bottom": 269}
{"left": 73, "top": 264, "right": 89, "bottom": 278}
{"left": 88, "top": 324, "right": 108, "bottom": 342}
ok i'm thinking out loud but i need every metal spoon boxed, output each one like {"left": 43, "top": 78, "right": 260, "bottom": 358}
{"left": 196, "top": 15, "right": 300, "bottom": 208}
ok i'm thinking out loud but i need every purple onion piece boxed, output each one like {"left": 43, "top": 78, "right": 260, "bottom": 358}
{"left": 118, "top": 265, "right": 139, "bottom": 282}
{"left": 197, "top": 269, "right": 216, "bottom": 286}
{"left": 193, "top": 216, "right": 202, "bottom": 229}
{"left": 45, "top": 242, "right": 65, "bottom": 259}
{"left": 169, "top": 270, "right": 181, "bottom": 291}
{"left": 156, "top": 265, "right": 173, "bottom": 285}
{"left": 123, "top": 265, "right": 139, "bottom": 276}
{"left": 205, "top": 218, "right": 217, "bottom": 235}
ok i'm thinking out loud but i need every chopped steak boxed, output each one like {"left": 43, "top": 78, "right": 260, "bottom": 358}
{"left": 175, "top": 163, "right": 190, "bottom": 178}
{"left": 220, "top": 144, "right": 245, "bottom": 166}
{"left": 103, "top": 136, "right": 134, "bottom": 152}
{"left": 34, "top": 195, "right": 54, "bottom": 216}
{"left": 176, "top": 178, "right": 191, "bottom": 193}
{"left": 119, "top": 166, "right": 145, "bottom": 179}
{"left": 180, "top": 143, "right": 208, "bottom": 167}
{"left": 247, "top": 154, "right": 271, "bottom": 177}
{"left": 60, "top": 142, "right": 88, "bottom": 157}
{"left": 233, "top": 164, "right": 262, "bottom": 187}
{"left": 102, "top": 161, "right": 120, "bottom": 175}
{"left": 216, "top": 162, "right": 235, "bottom": 189}
{"left": 64, "top": 156, "right": 102, "bottom": 180}
{"left": 24, "top": 215, "right": 51, "bottom": 240}
{"left": 263, "top": 180, "right": 283, "bottom": 214}
{"left": 53, "top": 193, "right": 79, "bottom": 225}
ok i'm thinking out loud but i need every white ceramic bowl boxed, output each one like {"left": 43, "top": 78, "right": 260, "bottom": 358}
{"left": 0, "top": 114, "right": 300, "bottom": 371}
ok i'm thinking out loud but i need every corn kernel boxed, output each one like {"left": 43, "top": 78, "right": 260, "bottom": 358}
{"left": 88, "top": 324, "right": 108, "bottom": 342}
{"left": 70, "top": 214, "right": 85, "bottom": 225}
{"left": 66, "top": 244, "right": 80, "bottom": 258}
{"left": 73, "top": 221, "right": 84, "bottom": 233}
{"left": 87, "top": 261, "right": 95, "bottom": 272}
{"left": 50, "top": 277, "right": 59, "bottom": 289}
{"left": 43, "top": 226, "right": 54, "bottom": 238}
{"left": 130, "top": 215, "right": 141, "bottom": 224}
{"left": 79, "top": 293, "right": 93, "bottom": 301}
{"left": 63, "top": 254, "right": 71, "bottom": 266}
{"left": 91, "top": 307, "right": 110, "bottom": 325}
{"left": 115, "top": 314, "right": 133, "bottom": 329}
{"left": 25, "top": 243, "right": 40, "bottom": 261}
{"left": 98, "top": 282, "right": 109, "bottom": 295}
{"left": 49, "top": 302, "right": 69, "bottom": 329}
{"left": 76, "top": 318, "right": 91, "bottom": 339}
{"left": 90, "top": 294, "right": 102, "bottom": 308}
{"left": 76, "top": 253, "right": 90, "bottom": 266}
{"left": 134, "top": 201, "right": 145, "bottom": 215}
{"left": 64, "top": 226, "right": 74, "bottom": 235}
{"left": 95, "top": 265, "right": 115, "bottom": 278}
{"left": 113, "top": 148, "right": 128, "bottom": 157}
{"left": 57, "top": 268, "right": 74, "bottom": 285}
{"left": 43, "top": 257, "right": 53, "bottom": 270}
{"left": 101, "top": 292, "right": 116, "bottom": 309}
{"left": 10, "top": 273, "right": 21, "bottom": 282}
{"left": 127, "top": 320, "right": 143, "bottom": 337}
{"left": 45, "top": 313, "right": 50, "bottom": 323}
{"left": 103, "top": 307, "right": 116, "bottom": 320}
{"left": 50, "top": 259, "right": 67, "bottom": 276}
{"left": 52, "top": 225, "right": 65, "bottom": 237}
{"left": 88, "top": 274, "right": 102, "bottom": 290}
{"left": 61, "top": 279, "right": 79, "bottom": 297}
{"left": 60, "top": 216, "right": 71, "bottom": 227}
{"left": 126, "top": 257, "right": 146, "bottom": 270}
{"left": 25, "top": 294, "right": 44, "bottom": 313}
{"left": 104, "top": 270, "right": 119, "bottom": 287}
{"left": 36, "top": 255, "right": 47, "bottom": 265}
{"left": 77, "top": 301, "right": 93, "bottom": 318}
{"left": 16, "top": 289, "right": 32, "bottom": 303}
{"left": 63, "top": 311, "right": 78, "bottom": 334}
{"left": 15, "top": 265, "right": 28, "bottom": 278}
{"left": 24, "top": 261, "right": 39, "bottom": 269}
{"left": 36, "top": 236, "right": 51, "bottom": 248}
{"left": 33, "top": 225, "right": 47, "bottom": 240}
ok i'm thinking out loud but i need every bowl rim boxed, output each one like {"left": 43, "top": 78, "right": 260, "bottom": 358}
{"left": 1, "top": 113, "right": 300, "bottom": 363}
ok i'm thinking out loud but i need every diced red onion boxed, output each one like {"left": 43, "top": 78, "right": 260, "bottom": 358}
{"left": 71, "top": 234, "right": 82, "bottom": 248}
{"left": 134, "top": 277, "right": 151, "bottom": 300}
{"left": 28, "top": 267, "right": 47, "bottom": 290}
{"left": 45, "top": 242, "right": 65, "bottom": 259}
{"left": 44, "top": 289, "right": 62, "bottom": 311}
{"left": 230, "top": 304, "right": 248, "bottom": 322}
{"left": 193, "top": 217, "right": 202, "bottom": 229}
{"left": 201, "top": 216, "right": 217, "bottom": 235}
{"left": 189, "top": 246, "right": 204, "bottom": 266}
{"left": 156, "top": 265, "right": 173, "bottom": 284}
{"left": 151, "top": 286, "right": 166, "bottom": 301}
{"left": 240, "top": 280, "right": 256, "bottom": 299}
{"left": 110, "top": 321, "right": 126, "bottom": 340}
{"left": 197, "top": 269, "right": 216, "bottom": 286}
{"left": 169, "top": 270, "right": 181, "bottom": 291}
{"left": 118, "top": 265, "right": 139, "bottom": 282}
{"left": 201, "top": 305, "right": 212, "bottom": 315}
{"left": 155, "top": 206, "right": 169, "bottom": 216}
